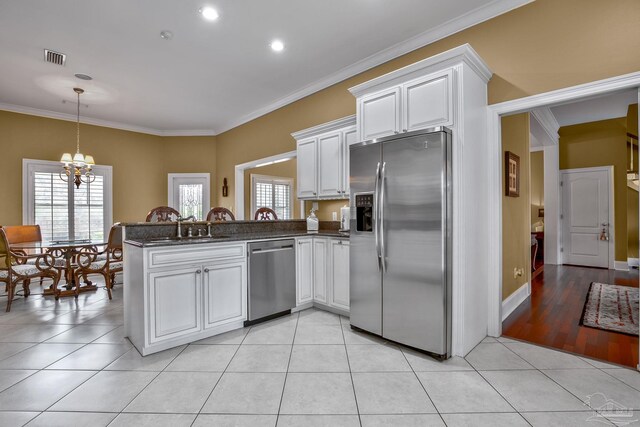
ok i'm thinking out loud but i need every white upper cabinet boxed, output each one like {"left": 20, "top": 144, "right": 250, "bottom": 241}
{"left": 292, "top": 116, "right": 356, "bottom": 200}
{"left": 403, "top": 69, "right": 453, "bottom": 132}
{"left": 359, "top": 87, "right": 402, "bottom": 140}
{"left": 356, "top": 69, "right": 453, "bottom": 140}
{"left": 317, "top": 133, "right": 343, "bottom": 197}
{"left": 296, "top": 138, "right": 317, "bottom": 198}
{"left": 342, "top": 127, "right": 358, "bottom": 195}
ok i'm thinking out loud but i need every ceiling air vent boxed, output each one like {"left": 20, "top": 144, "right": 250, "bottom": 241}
{"left": 44, "top": 49, "right": 66, "bottom": 66}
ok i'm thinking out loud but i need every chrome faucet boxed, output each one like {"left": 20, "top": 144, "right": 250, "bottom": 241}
{"left": 176, "top": 215, "right": 196, "bottom": 238}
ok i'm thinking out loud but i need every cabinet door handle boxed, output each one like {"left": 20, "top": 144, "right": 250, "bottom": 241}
{"left": 195, "top": 269, "right": 202, "bottom": 274}
{"left": 204, "top": 268, "right": 210, "bottom": 273}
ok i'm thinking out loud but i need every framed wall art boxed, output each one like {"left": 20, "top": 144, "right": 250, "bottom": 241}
{"left": 505, "top": 151, "right": 520, "bottom": 197}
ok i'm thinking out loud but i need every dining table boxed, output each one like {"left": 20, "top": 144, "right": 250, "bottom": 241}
{"left": 10, "top": 239, "right": 107, "bottom": 298}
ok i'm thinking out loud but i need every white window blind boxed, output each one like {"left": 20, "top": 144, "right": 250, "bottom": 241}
{"left": 34, "top": 172, "right": 70, "bottom": 241}
{"left": 251, "top": 175, "right": 293, "bottom": 220}
{"left": 23, "top": 159, "right": 112, "bottom": 242}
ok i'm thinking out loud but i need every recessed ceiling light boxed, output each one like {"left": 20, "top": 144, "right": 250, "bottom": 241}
{"left": 270, "top": 40, "right": 285, "bottom": 52}
{"left": 199, "top": 6, "right": 219, "bottom": 21}
{"left": 74, "top": 73, "right": 92, "bottom": 81}
{"left": 160, "top": 30, "right": 173, "bottom": 40}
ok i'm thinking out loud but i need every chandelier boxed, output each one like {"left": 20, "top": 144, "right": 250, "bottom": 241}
{"left": 60, "top": 87, "right": 95, "bottom": 189}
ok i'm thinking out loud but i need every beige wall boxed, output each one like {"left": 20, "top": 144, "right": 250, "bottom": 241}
{"left": 163, "top": 135, "right": 218, "bottom": 214}
{"left": 214, "top": 0, "right": 640, "bottom": 210}
{"left": 502, "top": 113, "right": 531, "bottom": 300}
{"left": 0, "top": 110, "right": 167, "bottom": 224}
{"left": 530, "top": 151, "right": 544, "bottom": 227}
{"left": 243, "top": 159, "right": 301, "bottom": 220}
{"left": 304, "top": 200, "right": 348, "bottom": 222}
{"left": 559, "top": 118, "right": 628, "bottom": 261}
{"left": 0, "top": 111, "right": 220, "bottom": 226}
{"left": 627, "top": 104, "right": 639, "bottom": 259}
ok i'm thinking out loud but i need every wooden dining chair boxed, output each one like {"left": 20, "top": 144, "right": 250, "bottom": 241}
{"left": 206, "top": 207, "right": 235, "bottom": 222}
{"left": 0, "top": 228, "right": 60, "bottom": 312}
{"left": 254, "top": 207, "right": 278, "bottom": 220}
{"left": 145, "top": 206, "right": 180, "bottom": 222}
{"left": 74, "top": 225, "right": 123, "bottom": 300}
{"left": 0, "top": 225, "right": 50, "bottom": 288}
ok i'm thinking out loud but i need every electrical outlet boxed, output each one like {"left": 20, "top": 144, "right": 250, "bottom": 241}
{"left": 513, "top": 267, "right": 524, "bottom": 279}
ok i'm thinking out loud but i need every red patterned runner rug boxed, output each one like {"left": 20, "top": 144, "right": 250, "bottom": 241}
{"left": 579, "top": 282, "right": 639, "bottom": 336}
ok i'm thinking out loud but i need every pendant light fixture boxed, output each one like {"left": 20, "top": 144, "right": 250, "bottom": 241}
{"left": 60, "top": 87, "right": 95, "bottom": 188}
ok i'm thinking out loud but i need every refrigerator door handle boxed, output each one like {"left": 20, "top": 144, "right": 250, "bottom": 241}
{"left": 380, "top": 161, "right": 387, "bottom": 274}
{"left": 374, "top": 161, "right": 382, "bottom": 271}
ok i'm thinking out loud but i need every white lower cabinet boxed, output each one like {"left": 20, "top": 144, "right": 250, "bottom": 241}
{"left": 295, "top": 236, "right": 350, "bottom": 312}
{"left": 296, "top": 237, "right": 314, "bottom": 306}
{"left": 329, "top": 239, "right": 350, "bottom": 311}
{"left": 148, "top": 266, "right": 202, "bottom": 344}
{"left": 125, "top": 242, "right": 247, "bottom": 356}
{"left": 203, "top": 260, "right": 247, "bottom": 329}
{"left": 313, "top": 238, "right": 328, "bottom": 304}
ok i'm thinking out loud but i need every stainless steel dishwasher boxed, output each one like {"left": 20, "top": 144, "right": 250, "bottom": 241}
{"left": 247, "top": 239, "right": 296, "bottom": 324}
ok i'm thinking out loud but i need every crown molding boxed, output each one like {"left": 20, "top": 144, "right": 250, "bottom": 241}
{"left": 349, "top": 44, "right": 492, "bottom": 98}
{"left": 291, "top": 115, "right": 356, "bottom": 141}
{"left": 0, "top": 102, "right": 217, "bottom": 137}
{"left": 216, "top": 0, "right": 531, "bottom": 135}
{"left": 2, "top": 0, "right": 530, "bottom": 137}
{"left": 530, "top": 107, "right": 560, "bottom": 145}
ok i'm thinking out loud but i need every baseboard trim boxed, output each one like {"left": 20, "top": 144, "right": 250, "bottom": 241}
{"left": 628, "top": 258, "right": 639, "bottom": 268}
{"left": 614, "top": 261, "right": 629, "bottom": 271}
{"left": 502, "top": 282, "right": 530, "bottom": 322}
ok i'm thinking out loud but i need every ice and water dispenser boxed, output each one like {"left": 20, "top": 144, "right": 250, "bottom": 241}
{"left": 355, "top": 193, "right": 374, "bottom": 232}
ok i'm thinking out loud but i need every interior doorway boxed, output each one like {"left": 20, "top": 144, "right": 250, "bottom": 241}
{"left": 489, "top": 77, "right": 640, "bottom": 370}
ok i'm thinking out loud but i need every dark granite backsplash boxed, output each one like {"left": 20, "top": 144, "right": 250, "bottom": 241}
{"left": 123, "top": 220, "right": 342, "bottom": 241}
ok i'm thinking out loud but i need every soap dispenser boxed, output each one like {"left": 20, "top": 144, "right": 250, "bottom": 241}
{"left": 307, "top": 209, "right": 319, "bottom": 233}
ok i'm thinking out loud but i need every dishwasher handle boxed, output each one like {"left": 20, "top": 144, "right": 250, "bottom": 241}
{"left": 250, "top": 245, "right": 294, "bottom": 254}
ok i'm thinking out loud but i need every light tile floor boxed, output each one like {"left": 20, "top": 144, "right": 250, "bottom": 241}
{"left": 0, "top": 284, "right": 639, "bottom": 426}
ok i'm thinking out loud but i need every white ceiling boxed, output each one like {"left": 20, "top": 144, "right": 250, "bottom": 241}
{"left": 0, "top": 0, "right": 530, "bottom": 135}
{"left": 550, "top": 90, "right": 638, "bottom": 128}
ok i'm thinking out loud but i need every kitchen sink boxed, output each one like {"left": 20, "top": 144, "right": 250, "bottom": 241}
{"left": 146, "top": 236, "right": 231, "bottom": 244}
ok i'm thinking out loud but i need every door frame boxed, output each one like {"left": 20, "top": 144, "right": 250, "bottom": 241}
{"left": 559, "top": 166, "right": 615, "bottom": 270}
{"left": 486, "top": 71, "right": 640, "bottom": 343}
{"left": 167, "top": 173, "right": 211, "bottom": 220}
{"left": 234, "top": 150, "right": 300, "bottom": 220}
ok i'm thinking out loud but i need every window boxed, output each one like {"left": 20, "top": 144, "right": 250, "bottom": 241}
{"left": 23, "top": 159, "right": 113, "bottom": 241}
{"left": 251, "top": 174, "right": 293, "bottom": 220}
{"left": 168, "top": 173, "right": 210, "bottom": 220}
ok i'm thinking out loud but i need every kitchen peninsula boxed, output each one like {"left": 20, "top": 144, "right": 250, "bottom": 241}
{"left": 123, "top": 220, "right": 349, "bottom": 355}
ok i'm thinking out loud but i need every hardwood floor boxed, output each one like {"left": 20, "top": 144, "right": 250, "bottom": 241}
{"left": 503, "top": 264, "right": 639, "bottom": 368}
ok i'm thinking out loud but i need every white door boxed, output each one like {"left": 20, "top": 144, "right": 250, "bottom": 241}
{"left": 329, "top": 239, "right": 350, "bottom": 311}
{"left": 561, "top": 168, "right": 612, "bottom": 268}
{"left": 313, "top": 238, "right": 328, "bottom": 303}
{"left": 203, "top": 260, "right": 247, "bottom": 329}
{"left": 168, "top": 173, "right": 210, "bottom": 220}
{"left": 403, "top": 69, "right": 453, "bottom": 132}
{"left": 358, "top": 87, "right": 401, "bottom": 140}
{"left": 296, "top": 238, "right": 314, "bottom": 305}
{"left": 297, "top": 138, "right": 317, "bottom": 198}
{"left": 148, "top": 267, "right": 202, "bottom": 344}
{"left": 317, "top": 132, "right": 343, "bottom": 197}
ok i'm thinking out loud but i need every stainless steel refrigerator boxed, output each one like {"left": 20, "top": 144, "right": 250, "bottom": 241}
{"left": 349, "top": 127, "right": 452, "bottom": 359}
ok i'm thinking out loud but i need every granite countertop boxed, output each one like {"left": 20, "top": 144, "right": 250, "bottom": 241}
{"left": 125, "top": 230, "right": 350, "bottom": 248}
